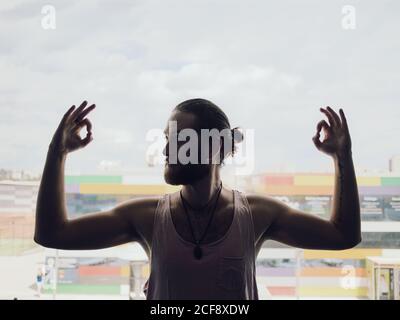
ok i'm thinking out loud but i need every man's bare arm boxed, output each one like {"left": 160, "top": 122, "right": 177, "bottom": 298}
{"left": 250, "top": 107, "right": 361, "bottom": 250}
{"left": 34, "top": 101, "right": 158, "bottom": 250}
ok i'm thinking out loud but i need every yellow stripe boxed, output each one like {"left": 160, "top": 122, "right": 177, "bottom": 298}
{"left": 356, "top": 177, "right": 381, "bottom": 186}
{"left": 294, "top": 175, "right": 334, "bottom": 186}
{"left": 299, "top": 287, "right": 368, "bottom": 296}
{"left": 120, "top": 266, "right": 130, "bottom": 277}
{"left": 263, "top": 185, "right": 333, "bottom": 196}
{"left": 303, "top": 248, "right": 382, "bottom": 259}
{"left": 300, "top": 267, "right": 366, "bottom": 277}
{"left": 79, "top": 184, "right": 180, "bottom": 195}
{"left": 254, "top": 185, "right": 266, "bottom": 194}
{"left": 142, "top": 264, "right": 150, "bottom": 277}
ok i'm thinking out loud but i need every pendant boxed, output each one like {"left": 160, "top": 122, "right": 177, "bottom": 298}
{"left": 194, "top": 245, "right": 202, "bottom": 259}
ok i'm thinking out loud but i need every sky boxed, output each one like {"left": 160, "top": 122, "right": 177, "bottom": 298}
{"left": 0, "top": 0, "right": 399, "bottom": 176}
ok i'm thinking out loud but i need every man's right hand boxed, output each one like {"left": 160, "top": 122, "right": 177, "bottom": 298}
{"left": 49, "top": 100, "right": 96, "bottom": 154}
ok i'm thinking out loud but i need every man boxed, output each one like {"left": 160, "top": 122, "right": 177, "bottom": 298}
{"left": 34, "top": 98, "right": 361, "bottom": 299}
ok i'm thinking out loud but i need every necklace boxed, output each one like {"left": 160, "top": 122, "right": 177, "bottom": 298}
{"left": 180, "top": 182, "right": 223, "bottom": 260}
{"left": 181, "top": 191, "right": 216, "bottom": 212}
{"left": 180, "top": 185, "right": 219, "bottom": 220}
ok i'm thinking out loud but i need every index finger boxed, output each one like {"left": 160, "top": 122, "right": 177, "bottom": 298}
{"left": 327, "top": 106, "right": 342, "bottom": 128}
{"left": 320, "top": 107, "right": 337, "bottom": 128}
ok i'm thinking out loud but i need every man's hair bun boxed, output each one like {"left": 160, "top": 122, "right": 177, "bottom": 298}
{"left": 231, "top": 127, "right": 244, "bottom": 144}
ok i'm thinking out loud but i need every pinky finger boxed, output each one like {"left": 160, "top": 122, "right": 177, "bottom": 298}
{"left": 339, "top": 108, "right": 349, "bottom": 133}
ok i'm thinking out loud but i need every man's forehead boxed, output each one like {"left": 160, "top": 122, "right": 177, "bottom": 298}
{"left": 164, "top": 112, "right": 200, "bottom": 134}
{"left": 164, "top": 124, "right": 200, "bottom": 135}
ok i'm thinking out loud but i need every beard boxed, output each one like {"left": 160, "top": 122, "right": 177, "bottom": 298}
{"left": 164, "top": 163, "right": 210, "bottom": 185}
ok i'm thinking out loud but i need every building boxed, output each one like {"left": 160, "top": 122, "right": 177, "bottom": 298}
{"left": 1, "top": 171, "right": 400, "bottom": 299}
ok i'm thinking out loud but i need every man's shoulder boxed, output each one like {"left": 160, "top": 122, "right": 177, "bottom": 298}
{"left": 113, "top": 195, "right": 163, "bottom": 218}
{"left": 113, "top": 195, "right": 164, "bottom": 246}
{"left": 242, "top": 192, "right": 276, "bottom": 209}
{"left": 241, "top": 192, "right": 282, "bottom": 221}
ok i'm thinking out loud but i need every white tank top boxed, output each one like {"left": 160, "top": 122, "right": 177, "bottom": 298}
{"left": 144, "top": 189, "right": 259, "bottom": 300}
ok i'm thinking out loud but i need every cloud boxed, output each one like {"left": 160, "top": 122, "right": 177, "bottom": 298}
{"left": 1, "top": 0, "right": 399, "bottom": 174}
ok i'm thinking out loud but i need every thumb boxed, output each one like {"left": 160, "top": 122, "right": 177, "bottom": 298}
{"left": 312, "top": 134, "right": 322, "bottom": 150}
{"left": 81, "top": 131, "right": 93, "bottom": 147}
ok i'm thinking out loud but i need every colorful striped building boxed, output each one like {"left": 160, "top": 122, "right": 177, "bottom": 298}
{"left": 1, "top": 172, "right": 399, "bottom": 299}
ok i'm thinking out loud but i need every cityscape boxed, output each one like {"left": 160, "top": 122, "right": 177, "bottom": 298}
{"left": 1, "top": 154, "right": 400, "bottom": 299}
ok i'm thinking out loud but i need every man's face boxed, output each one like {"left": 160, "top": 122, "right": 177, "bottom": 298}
{"left": 163, "top": 111, "right": 212, "bottom": 185}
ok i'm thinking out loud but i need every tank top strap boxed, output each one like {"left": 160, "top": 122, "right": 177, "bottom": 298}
{"left": 143, "top": 194, "right": 169, "bottom": 297}
{"left": 234, "top": 190, "right": 256, "bottom": 249}
{"left": 232, "top": 190, "right": 259, "bottom": 300}
{"left": 150, "top": 194, "right": 169, "bottom": 259}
